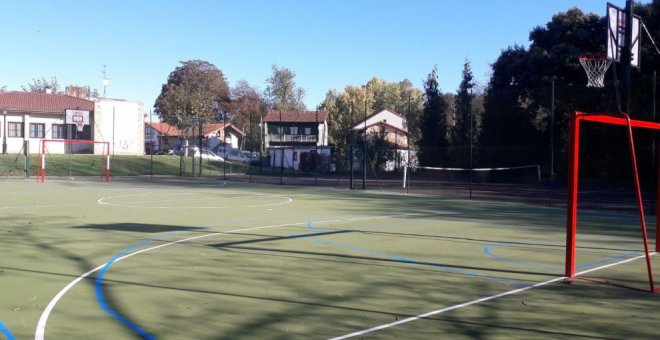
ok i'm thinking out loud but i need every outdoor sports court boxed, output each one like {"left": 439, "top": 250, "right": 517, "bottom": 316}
{"left": 1, "top": 177, "right": 658, "bottom": 339}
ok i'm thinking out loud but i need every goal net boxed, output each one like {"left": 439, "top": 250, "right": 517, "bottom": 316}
{"left": 38, "top": 139, "right": 110, "bottom": 182}
{"left": 567, "top": 111, "right": 659, "bottom": 293}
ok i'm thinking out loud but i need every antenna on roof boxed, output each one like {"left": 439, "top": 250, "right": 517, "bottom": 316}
{"left": 101, "top": 65, "right": 110, "bottom": 98}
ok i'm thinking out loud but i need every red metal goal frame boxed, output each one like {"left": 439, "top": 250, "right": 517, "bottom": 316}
{"left": 38, "top": 139, "right": 111, "bottom": 183}
{"left": 566, "top": 111, "right": 659, "bottom": 293}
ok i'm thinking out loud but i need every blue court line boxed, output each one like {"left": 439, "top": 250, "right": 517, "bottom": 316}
{"left": 483, "top": 243, "right": 640, "bottom": 271}
{"left": 93, "top": 218, "right": 249, "bottom": 340}
{"left": 96, "top": 239, "right": 158, "bottom": 340}
{"left": 96, "top": 231, "right": 183, "bottom": 340}
{"left": 298, "top": 222, "right": 523, "bottom": 286}
{"left": 0, "top": 320, "right": 15, "bottom": 340}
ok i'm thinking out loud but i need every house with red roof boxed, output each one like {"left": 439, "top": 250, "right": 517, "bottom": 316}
{"left": 144, "top": 121, "right": 246, "bottom": 154}
{"left": 262, "top": 110, "right": 329, "bottom": 171}
{"left": 202, "top": 123, "right": 245, "bottom": 150}
{"left": 350, "top": 109, "right": 414, "bottom": 171}
{"left": 144, "top": 122, "right": 183, "bottom": 154}
{"left": 0, "top": 90, "right": 144, "bottom": 156}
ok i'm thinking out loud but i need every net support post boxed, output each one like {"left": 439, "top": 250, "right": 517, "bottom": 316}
{"left": 565, "top": 112, "right": 581, "bottom": 282}
{"left": 41, "top": 154, "right": 45, "bottom": 183}
{"left": 106, "top": 155, "right": 110, "bottom": 182}
{"left": 657, "top": 150, "right": 660, "bottom": 252}
{"left": 40, "top": 139, "right": 45, "bottom": 183}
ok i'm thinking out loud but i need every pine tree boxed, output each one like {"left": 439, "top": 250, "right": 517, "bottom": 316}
{"left": 453, "top": 60, "right": 475, "bottom": 147}
{"left": 419, "top": 66, "right": 448, "bottom": 166}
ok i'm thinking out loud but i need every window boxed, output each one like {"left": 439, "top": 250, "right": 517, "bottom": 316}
{"left": 293, "top": 151, "right": 298, "bottom": 161}
{"left": 30, "top": 123, "right": 45, "bottom": 138}
{"left": 304, "top": 127, "right": 311, "bottom": 135}
{"left": 52, "top": 124, "right": 67, "bottom": 139}
{"left": 8, "top": 122, "right": 23, "bottom": 137}
{"left": 290, "top": 127, "right": 298, "bottom": 135}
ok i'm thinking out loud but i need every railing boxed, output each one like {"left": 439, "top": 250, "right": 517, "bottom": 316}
{"left": 268, "top": 135, "right": 317, "bottom": 143}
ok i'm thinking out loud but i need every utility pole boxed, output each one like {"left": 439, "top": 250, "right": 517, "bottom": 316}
{"left": 102, "top": 65, "right": 109, "bottom": 99}
{"left": 363, "top": 96, "right": 367, "bottom": 190}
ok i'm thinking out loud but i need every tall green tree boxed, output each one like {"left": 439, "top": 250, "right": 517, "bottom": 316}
{"left": 418, "top": 66, "right": 449, "bottom": 166}
{"left": 264, "top": 64, "right": 306, "bottom": 112}
{"left": 229, "top": 80, "right": 266, "bottom": 152}
{"left": 452, "top": 59, "right": 475, "bottom": 147}
{"left": 154, "top": 60, "right": 230, "bottom": 135}
{"left": 320, "top": 77, "right": 423, "bottom": 168}
{"left": 479, "top": 45, "right": 536, "bottom": 166}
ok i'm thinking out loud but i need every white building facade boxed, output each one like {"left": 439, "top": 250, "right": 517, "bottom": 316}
{"left": 0, "top": 92, "right": 144, "bottom": 156}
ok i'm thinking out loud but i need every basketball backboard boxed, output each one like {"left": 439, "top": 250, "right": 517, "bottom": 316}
{"left": 607, "top": 2, "right": 641, "bottom": 68}
{"left": 65, "top": 109, "right": 90, "bottom": 132}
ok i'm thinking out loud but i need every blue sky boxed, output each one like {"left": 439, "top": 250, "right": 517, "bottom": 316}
{"left": 0, "top": 1, "right": 626, "bottom": 113}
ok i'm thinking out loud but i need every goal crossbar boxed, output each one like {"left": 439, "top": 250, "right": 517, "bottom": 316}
{"left": 38, "top": 139, "right": 111, "bottom": 183}
{"left": 567, "top": 111, "right": 659, "bottom": 293}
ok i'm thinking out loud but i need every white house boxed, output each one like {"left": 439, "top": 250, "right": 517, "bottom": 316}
{"left": 145, "top": 121, "right": 245, "bottom": 154}
{"left": 203, "top": 123, "right": 245, "bottom": 150}
{"left": 263, "top": 110, "right": 330, "bottom": 171}
{"left": 351, "top": 109, "right": 412, "bottom": 170}
{"left": 0, "top": 90, "right": 144, "bottom": 156}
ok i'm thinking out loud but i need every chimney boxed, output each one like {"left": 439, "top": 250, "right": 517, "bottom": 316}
{"left": 66, "top": 86, "right": 88, "bottom": 98}
{"left": 45, "top": 86, "right": 52, "bottom": 94}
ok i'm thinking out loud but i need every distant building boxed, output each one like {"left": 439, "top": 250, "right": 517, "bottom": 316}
{"left": 350, "top": 109, "right": 413, "bottom": 171}
{"left": 202, "top": 123, "right": 245, "bottom": 150}
{"left": 145, "top": 121, "right": 245, "bottom": 154}
{"left": 351, "top": 109, "right": 408, "bottom": 148}
{"left": 144, "top": 122, "right": 182, "bottom": 154}
{"left": 0, "top": 91, "right": 144, "bottom": 156}
{"left": 263, "top": 110, "right": 330, "bottom": 171}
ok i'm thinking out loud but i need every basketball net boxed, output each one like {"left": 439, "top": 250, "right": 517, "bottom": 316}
{"left": 72, "top": 115, "right": 85, "bottom": 132}
{"left": 579, "top": 54, "right": 612, "bottom": 88}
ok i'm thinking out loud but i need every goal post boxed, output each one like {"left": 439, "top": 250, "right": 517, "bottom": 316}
{"left": 38, "top": 139, "right": 111, "bottom": 183}
{"left": 566, "top": 111, "right": 659, "bottom": 293}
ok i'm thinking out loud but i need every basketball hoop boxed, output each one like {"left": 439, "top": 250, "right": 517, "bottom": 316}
{"left": 579, "top": 54, "right": 612, "bottom": 88}
{"left": 72, "top": 115, "right": 85, "bottom": 132}
{"left": 65, "top": 109, "right": 89, "bottom": 133}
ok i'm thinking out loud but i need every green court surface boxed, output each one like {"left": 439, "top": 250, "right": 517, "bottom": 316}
{"left": 1, "top": 178, "right": 658, "bottom": 339}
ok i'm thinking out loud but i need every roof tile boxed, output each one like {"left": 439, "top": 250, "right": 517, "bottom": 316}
{"left": 263, "top": 110, "right": 328, "bottom": 123}
{"left": 0, "top": 91, "right": 94, "bottom": 113}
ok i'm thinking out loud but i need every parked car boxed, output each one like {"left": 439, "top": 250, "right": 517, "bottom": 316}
{"left": 193, "top": 149, "right": 224, "bottom": 162}
{"left": 172, "top": 145, "right": 199, "bottom": 156}
{"left": 242, "top": 151, "right": 260, "bottom": 165}
{"left": 215, "top": 147, "right": 247, "bottom": 163}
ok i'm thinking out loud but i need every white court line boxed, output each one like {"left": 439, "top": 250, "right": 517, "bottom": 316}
{"left": 97, "top": 193, "right": 293, "bottom": 209}
{"left": 329, "top": 252, "right": 657, "bottom": 340}
{"left": 0, "top": 203, "right": 86, "bottom": 210}
{"left": 34, "top": 214, "right": 412, "bottom": 340}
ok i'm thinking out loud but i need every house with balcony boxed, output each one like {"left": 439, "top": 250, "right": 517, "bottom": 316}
{"left": 351, "top": 109, "right": 413, "bottom": 171}
{"left": 263, "top": 110, "right": 330, "bottom": 171}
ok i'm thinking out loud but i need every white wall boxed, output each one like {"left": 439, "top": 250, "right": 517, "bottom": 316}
{"left": 95, "top": 99, "right": 145, "bottom": 155}
{"left": 268, "top": 146, "right": 331, "bottom": 170}
{"left": 1, "top": 113, "right": 77, "bottom": 154}
{"left": 353, "top": 109, "right": 406, "bottom": 131}
{"left": 1, "top": 113, "right": 28, "bottom": 154}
